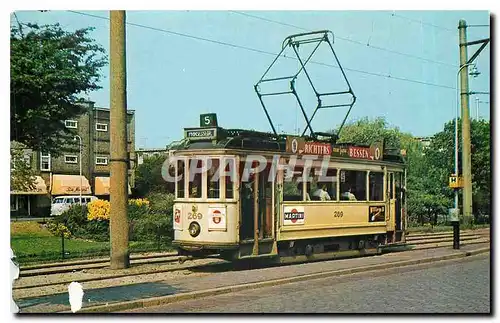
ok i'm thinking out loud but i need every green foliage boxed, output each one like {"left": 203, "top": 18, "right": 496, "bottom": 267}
{"left": 333, "top": 116, "right": 490, "bottom": 225}
{"left": 129, "top": 192, "right": 175, "bottom": 241}
{"left": 47, "top": 222, "right": 71, "bottom": 238}
{"left": 10, "top": 141, "right": 37, "bottom": 192}
{"left": 424, "top": 119, "right": 491, "bottom": 220}
{"left": 337, "top": 117, "right": 403, "bottom": 148}
{"left": 134, "top": 155, "right": 173, "bottom": 196}
{"left": 54, "top": 203, "right": 109, "bottom": 241}
{"left": 10, "top": 22, "right": 107, "bottom": 154}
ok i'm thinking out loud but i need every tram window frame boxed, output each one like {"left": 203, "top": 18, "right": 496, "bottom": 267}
{"left": 307, "top": 167, "right": 337, "bottom": 202}
{"left": 368, "top": 171, "right": 384, "bottom": 202}
{"left": 188, "top": 157, "right": 203, "bottom": 199}
{"left": 175, "top": 158, "right": 186, "bottom": 199}
{"left": 388, "top": 173, "right": 394, "bottom": 200}
{"left": 339, "top": 169, "right": 367, "bottom": 201}
{"left": 283, "top": 166, "right": 305, "bottom": 202}
{"left": 206, "top": 157, "right": 221, "bottom": 199}
{"left": 223, "top": 157, "right": 236, "bottom": 200}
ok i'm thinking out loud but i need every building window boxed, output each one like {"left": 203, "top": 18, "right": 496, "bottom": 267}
{"left": 65, "top": 155, "right": 78, "bottom": 164}
{"left": 65, "top": 120, "right": 78, "bottom": 129}
{"left": 96, "top": 123, "right": 108, "bottom": 132}
{"left": 10, "top": 196, "right": 18, "bottom": 211}
{"left": 40, "top": 152, "right": 51, "bottom": 171}
{"left": 96, "top": 156, "right": 108, "bottom": 165}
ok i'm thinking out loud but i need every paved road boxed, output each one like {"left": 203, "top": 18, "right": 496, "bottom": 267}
{"left": 127, "top": 253, "right": 490, "bottom": 313}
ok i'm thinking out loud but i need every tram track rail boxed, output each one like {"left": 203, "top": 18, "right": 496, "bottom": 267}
{"left": 15, "top": 228, "right": 489, "bottom": 280}
{"left": 13, "top": 229, "right": 489, "bottom": 294}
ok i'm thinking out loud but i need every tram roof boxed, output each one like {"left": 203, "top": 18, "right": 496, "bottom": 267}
{"left": 169, "top": 126, "right": 405, "bottom": 164}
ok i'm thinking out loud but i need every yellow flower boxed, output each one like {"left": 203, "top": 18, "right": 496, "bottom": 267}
{"left": 87, "top": 199, "right": 110, "bottom": 221}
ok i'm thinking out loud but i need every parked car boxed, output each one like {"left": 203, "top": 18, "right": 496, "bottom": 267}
{"left": 50, "top": 195, "right": 98, "bottom": 216}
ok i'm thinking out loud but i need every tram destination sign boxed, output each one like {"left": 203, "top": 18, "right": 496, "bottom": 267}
{"left": 184, "top": 127, "right": 218, "bottom": 141}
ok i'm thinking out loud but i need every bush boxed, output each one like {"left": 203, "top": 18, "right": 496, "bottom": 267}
{"left": 129, "top": 193, "right": 174, "bottom": 242}
{"left": 55, "top": 204, "right": 88, "bottom": 235}
{"left": 87, "top": 199, "right": 110, "bottom": 221}
{"left": 47, "top": 222, "right": 71, "bottom": 238}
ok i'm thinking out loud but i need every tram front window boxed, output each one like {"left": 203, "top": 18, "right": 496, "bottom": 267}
{"left": 224, "top": 158, "right": 235, "bottom": 199}
{"left": 207, "top": 158, "right": 220, "bottom": 199}
{"left": 176, "top": 159, "right": 185, "bottom": 198}
{"left": 189, "top": 159, "right": 202, "bottom": 198}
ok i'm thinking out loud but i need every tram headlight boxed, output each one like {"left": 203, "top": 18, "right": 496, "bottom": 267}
{"left": 188, "top": 221, "right": 201, "bottom": 237}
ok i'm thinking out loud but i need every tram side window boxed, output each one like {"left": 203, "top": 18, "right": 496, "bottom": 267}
{"left": 207, "top": 158, "right": 220, "bottom": 199}
{"left": 340, "top": 170, "right": 367, "bottom": 201}
{"left": 225, "top": 158, "right": 235, "bottom": 199}
{"left": 283, "top": 166, "right": 304, "bottom": 201}
{"left": 176, "top": 159, "right": 185, "bottom": 198}
{"left": 369, "top": 172, "right": 384, "bottom": 201}
{"left": 189, "top": 158, "right": 202, "bottom": 198}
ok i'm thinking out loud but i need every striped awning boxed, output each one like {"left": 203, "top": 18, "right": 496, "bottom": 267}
{"left": 51, "top": 174, "right": 91, "bottom": 195}
{"left": 11, "top": 176, "right": 48, "bottom": 195}
{"left": 95, "top": 176, "right": 132, "bottom": 195}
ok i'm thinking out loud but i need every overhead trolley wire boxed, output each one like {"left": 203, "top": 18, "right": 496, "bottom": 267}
{"left": 67, "top": 10, "right": 455, "bottom": 91}
{"left": 230, "top": 10, "right": 458, "bottom": 69}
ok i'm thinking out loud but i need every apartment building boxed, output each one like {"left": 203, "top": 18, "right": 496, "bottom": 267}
{"left": 10, "top": 101, "right": 136, "bottom": 217}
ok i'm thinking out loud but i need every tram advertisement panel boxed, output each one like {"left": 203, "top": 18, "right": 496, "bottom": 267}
{"left": 286, "top": 136, "right": 383, "bottom": 161}
{"left": 369, "top": 205, "right": 386, "bottom": 222}
{"left": 208, "top": 206, "right": 227, "bottom": 231}
{"left": 283, "top": 206, "right": 305, "bottom": 225}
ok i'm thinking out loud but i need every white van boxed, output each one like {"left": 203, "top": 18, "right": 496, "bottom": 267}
{"left": 50, "top": 195, "right": 98, "bottom": 216}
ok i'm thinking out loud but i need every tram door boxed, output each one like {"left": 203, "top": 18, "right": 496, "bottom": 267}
{"left": 239, "top": 163, "right": 273, "bottom": 241}
{"left": 394, "top": 172, "right": 403, "bottom": 236}
{"left": 387, "top": 172, "right": 396, "bottom": 234}
{"left": 240, "top": 163, "right": 255, "bottom": 240}
{"left": 258, "top": 164, "right": 273, "bottom": 239}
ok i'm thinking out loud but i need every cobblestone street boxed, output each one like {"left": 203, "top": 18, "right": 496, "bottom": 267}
{"left": 127, "top": 253, "right": 490, "bottom": 313}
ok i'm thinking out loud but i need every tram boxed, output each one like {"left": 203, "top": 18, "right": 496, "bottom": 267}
{"left": 170, "top": 30, "right": 407, "bottom": 262}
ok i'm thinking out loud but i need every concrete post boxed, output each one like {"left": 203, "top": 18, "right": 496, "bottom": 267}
{"left": 458, "top": 19, "right": 473, "bottom": 227}
{"left": 110, "top": 10, "right": 130, "bottom": 269}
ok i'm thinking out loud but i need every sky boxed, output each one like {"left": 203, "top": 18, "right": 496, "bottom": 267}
{"left": 11, "top": 10, "right": 491, "bottom": 149}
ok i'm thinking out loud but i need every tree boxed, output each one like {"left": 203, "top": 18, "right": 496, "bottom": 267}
{"left": 11, "top": 22, "right": 107, "bottom": 154}
{"left": 336, "top": 117, "right": 403, "bottom": 148}
{"left": 333, "top": 117, "right": 450, "bottom": 226}
{"left": 425, "top": 119, "right": 490, "bottom": 221}
{"left": 10, "top": 141, "right": 37, "bottom": 192}
{"left": 134, "top": 155, "right": 174, "bottom": 197}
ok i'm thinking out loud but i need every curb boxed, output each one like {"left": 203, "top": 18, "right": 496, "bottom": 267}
{"left": 73, "top": 246, "right": 490, "bottom": 313}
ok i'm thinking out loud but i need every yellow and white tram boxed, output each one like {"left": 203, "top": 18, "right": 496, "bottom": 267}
{"left": 170, "top": 119, "right": 407, "bottom": 262}
{"left": 171, "top": 30, "right": 407, "bottom": 262}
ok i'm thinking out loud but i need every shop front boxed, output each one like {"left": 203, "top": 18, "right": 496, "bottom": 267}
{"left": 10, "top": 176, "right": 49, "bottom": 218}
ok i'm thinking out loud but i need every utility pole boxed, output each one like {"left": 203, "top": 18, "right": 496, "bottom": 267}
{"left": 458, "top": 19, "right": 473, "bottom": 227}
{"left": 110, "top": 10, "right": 130, "bottom": 269}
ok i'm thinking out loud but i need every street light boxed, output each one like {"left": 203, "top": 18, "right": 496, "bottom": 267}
{"left": 74, "top": 135, "right": 82, "bottom": 205}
